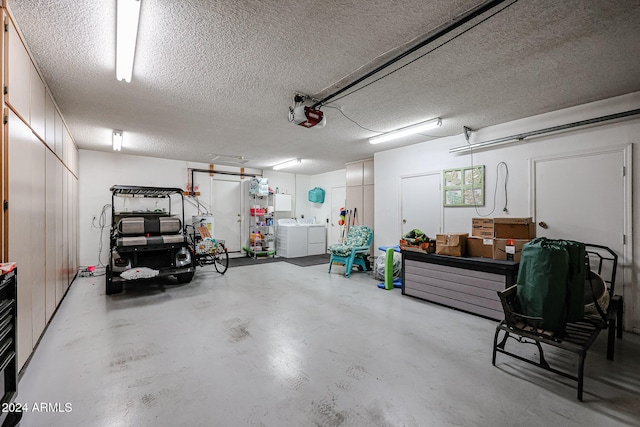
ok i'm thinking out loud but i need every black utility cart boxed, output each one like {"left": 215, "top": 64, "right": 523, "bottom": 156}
{"left": 106, "top": 185, "right": 196, "bottom": 295}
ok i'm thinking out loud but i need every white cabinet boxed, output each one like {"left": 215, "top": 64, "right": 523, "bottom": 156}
{"left": 30, "top": 62, "right": 46, "bottom": 139}
{"left": 307, "top": 225, "right": 326, "bottom": 255}
{"left": 45, "top": 92, "right": 56, "bottom": 150}
{"left": 274, "top": 193, "right": 292, "bottom": 211}
{"left": 345, "top": 159, "right": 374, "bottom": 228}
{"left": 276, "top": 222, "right": 326, "bottom": 258}
{"left": 7, "top": 19, "right": 31, "bottom": 120}
{"left": 5, "top": 6, "right": 79, "bottom": 373}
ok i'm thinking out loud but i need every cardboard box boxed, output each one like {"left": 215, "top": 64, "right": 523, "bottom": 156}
{"left": 436, "top": 233, "right": 468, "bottom": 257}
{"left": 472, "top": 218, "right": 494, "bottom": 237}
{"left": 400, "top": 239, "right": 436, "bottom": 253}
{"left": 493, "top": 217, "right": 536, "bottom": 239}
{"left": 466, "top": 236, "right": 494, "bottom": 258}
{"left": 493, "top": 238, "right": 530, "bottom": 262}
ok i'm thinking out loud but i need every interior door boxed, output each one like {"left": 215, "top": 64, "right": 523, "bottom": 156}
{"left": 401, "top": 173, "right": 442, "bottom": 238}
{"left": 330, "top": 186, "right": 346, "bottom": 245}
{"left": 210, "top": 178, "right": 242, "bottom": 253}
{"left": 532, "top": 147, "right": 628, "bottom": 298}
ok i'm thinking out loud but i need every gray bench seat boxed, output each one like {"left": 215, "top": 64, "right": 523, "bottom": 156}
{"left": 116, "top": 235, "right": 186, "bottom": 247}
{"left": 115, "top": 216, "right": 185, "bottom": 247}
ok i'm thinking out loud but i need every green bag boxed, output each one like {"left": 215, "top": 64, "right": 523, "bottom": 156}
{"left": 555, "top": 239, "right": 586, "bottom": 322}
{"left": 516, "top": 238, "right": 585, "bottom": 333}
{"left": 402, "top": 229, "right": 427, "bottom": 245}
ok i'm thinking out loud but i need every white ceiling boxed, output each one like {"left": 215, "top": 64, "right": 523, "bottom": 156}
{"left": 8, "top": 0, "right": 640, "bottom": 175}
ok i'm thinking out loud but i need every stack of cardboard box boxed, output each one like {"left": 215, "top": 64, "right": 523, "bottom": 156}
{"left": 466, "top": 217, "right": 536, "bottom": 262}
{"left": 435, "top": 233, "right": 468, "bottom": 256}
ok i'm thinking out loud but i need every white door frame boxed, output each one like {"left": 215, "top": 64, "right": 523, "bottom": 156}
{"left": 529, "top": 143, "right": 633, "bottom": 328}
{"left": 330, "top": 186, "right": 346, "bottom": 246}
{"left": 399, "top": 171, "right": 444, "bottom": 239}
{"left": 210, "top": 177, "right": 243, "bottom": 253}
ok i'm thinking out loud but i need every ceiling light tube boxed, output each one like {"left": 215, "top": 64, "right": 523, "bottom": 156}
{"left": 113, "top": 129, "right": 123, "bottom": 151}
{"left": 116, "top": 0, "right": 142, "bottom": 82}
{"left": 273, "top": 158, "right": 302, "bottom": 170}
{"left": 369, "top": 117, "right": 442, "bottom": 145}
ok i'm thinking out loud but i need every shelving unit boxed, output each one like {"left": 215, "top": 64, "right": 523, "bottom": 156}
{"left": 0, "top": 264, "right": 19, "bottom": 426}
{"left": 244, "top": 179, "right": 276, "bottom": 258}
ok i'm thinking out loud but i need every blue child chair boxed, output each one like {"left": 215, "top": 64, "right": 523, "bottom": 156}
{"left": 328, "top": 225, "right": 373, "bottom": 277}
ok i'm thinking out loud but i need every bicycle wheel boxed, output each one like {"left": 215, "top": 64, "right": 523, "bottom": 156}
{"left": 214, "top": 242, "right": 229, "bottom": 274}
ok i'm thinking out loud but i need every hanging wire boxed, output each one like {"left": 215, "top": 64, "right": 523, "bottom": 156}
{"left": 324, "top": 105, "right": 449, "bottom": 139}
{"left": 464, "top": 129, "right": 509, "bottom": 217}
{"left": 91, "top": 204, "right": 112, "bottom": 267}
{"left": 323, "top": 105, "right": 380, "bottom": 133}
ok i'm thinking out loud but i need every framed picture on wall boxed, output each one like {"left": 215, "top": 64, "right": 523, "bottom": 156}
{"left": 443, "top": 165, "right": 485, "bottom": 207}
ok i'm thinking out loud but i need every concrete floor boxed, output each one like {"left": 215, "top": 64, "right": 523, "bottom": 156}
{"left": 14, "top": 261, "right": 640, "bottom": 426}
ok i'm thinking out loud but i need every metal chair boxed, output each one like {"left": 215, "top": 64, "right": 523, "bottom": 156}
{"left": 583, "top": 243, "right": 623, "bottom": 360}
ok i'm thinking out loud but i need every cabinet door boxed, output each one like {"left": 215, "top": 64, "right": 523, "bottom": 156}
{"left": 346, "top": 162, "right": 363, "bottom": 186}
{"left": 30, "top": 136, "right": 46, "bottom": 343}
{"left": 274, "top": 194, "right": 292, "bottom": 211}
{"left": 363, "top": 185, "right": 374, "bottom": 229}
{"left": 62, "top": 168, "right": 69, "bottom": 291}
{"left": 345, "top": 186, "right": 363, "bottom": 226}
{"left": 6, "top": 19, "right": 31, "bottom": 121}
{"left": 363, "top": 159, "right": 374, "bottom": 185}
{"left": 63, "top": 127, "right": 73, "bottom": 169}
{"left": 55, "top": 159, "right": 64, "bottom": 305}
{"left": 45, "top": 92, "right": 56, "bottom": 150}
{"left": 7, "top": 111, "right": 34, "bottom": 369}
{"left": 54, "top": 109, "right": 64, "bottom": 159}
{"left": 45, "top": 150, "right": 57, "bottom": 321}
{"left": 30, "top": 63, "right": 46, "bottom": 138}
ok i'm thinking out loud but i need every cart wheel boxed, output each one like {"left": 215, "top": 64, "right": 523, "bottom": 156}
{"left": 105, "top": 265, "right": 123, "bottom": 295}
{"left": 214, "top": 243, "right": 229, "bottom": 274}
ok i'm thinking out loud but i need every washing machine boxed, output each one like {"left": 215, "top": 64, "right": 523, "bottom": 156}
{"left": 276, "top": 219, "right": 308, "bottom": 258}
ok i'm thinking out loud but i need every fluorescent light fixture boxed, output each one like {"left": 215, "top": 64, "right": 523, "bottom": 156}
{"left": 116, "top": 0, "right": 142, "bottom": 82}
{"left": 113, "top": 129, "right": 123, "bottom": 151}
{"left": 369, "top": 117, "right": 442, "bottom": 145}
{"left": 273, "top": 158, "right": 302, "bottom": 170}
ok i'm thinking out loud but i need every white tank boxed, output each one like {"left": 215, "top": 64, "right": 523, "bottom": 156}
{"left": 192, "top": 215, "right": 214, "bottom": 238}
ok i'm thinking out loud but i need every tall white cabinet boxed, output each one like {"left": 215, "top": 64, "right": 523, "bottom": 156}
{"left": 345, "top": 159, "right": 374, "bottom": 229}
{"left": 3, "top": 8, "right": 79, "bottom": 370}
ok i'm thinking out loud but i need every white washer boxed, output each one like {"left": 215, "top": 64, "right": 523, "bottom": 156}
{"left": 276, "top": 219, "right": 308, "bottom": 258}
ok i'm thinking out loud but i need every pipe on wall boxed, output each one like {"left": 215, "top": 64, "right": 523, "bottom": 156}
{"left": 449, "top": 108, "right": 640, "bottom": 154}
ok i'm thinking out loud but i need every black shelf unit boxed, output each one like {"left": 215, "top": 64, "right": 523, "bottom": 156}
{"left": 0, "top": 265, "right": 19, "bottom": 426}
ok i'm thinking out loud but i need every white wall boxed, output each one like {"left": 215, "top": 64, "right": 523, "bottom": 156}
{"left": 78, "top": 150, "right": 262, "bottom": 266}
{"left": 79, "top": 151, "right": 347, "bottom": 264}
{"left": 263, "top": 170, "right": 345, "bottom": 221}
{"left": 261, "top": 170, "right": 346, "bottom": 249}
{"left": 375, "top": 91, "right": 640, "bottom": 333}
{"left": 297, "top": 169, "right": 345, "bottom": 225}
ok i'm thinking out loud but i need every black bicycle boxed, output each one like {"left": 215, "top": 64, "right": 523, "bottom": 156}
{"left": 188, "top": 225, "right": 229, "bottom": 274}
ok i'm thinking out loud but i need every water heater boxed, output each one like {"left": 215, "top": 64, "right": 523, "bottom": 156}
{"left": 192, "top": 215, "right": 214, "bottom": 238}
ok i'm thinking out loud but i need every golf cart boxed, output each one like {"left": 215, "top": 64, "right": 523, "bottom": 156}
{"left": 106, "top": 185, "right": 196, "bottom": 295}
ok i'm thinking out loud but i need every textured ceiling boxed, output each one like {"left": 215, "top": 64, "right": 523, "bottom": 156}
{"left": 8, "top": 0, "right": 640, "bottom": 174}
